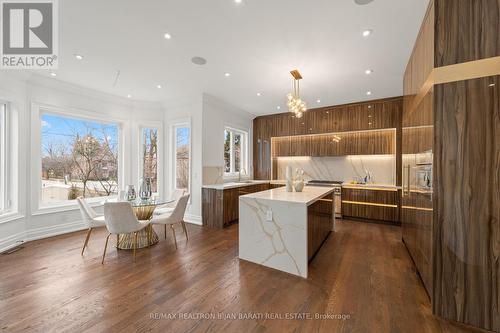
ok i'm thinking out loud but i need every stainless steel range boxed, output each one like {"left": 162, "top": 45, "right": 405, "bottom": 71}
{"left": 307, "top": 180, "right": 342, "bottom": 217}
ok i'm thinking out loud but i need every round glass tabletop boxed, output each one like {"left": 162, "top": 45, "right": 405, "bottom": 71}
{"left": 105, "top": 197, "right": 174, "bottom": 207}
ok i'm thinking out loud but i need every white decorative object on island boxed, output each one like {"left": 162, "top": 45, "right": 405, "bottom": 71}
{"left": 285, "top": 165, "right": 293, "bottom": 192}
{"left": 239, "top": 186, "right": 335, "bottom": 278}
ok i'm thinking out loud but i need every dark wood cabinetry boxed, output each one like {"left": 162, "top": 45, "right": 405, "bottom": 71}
{"left": 202, "top": 183, "right": 270, "bottom": 229}
{"left": 271, "top": 129, "right": 395, "bottom": 157}
{"left": 341, "top": 187, "right": 399, "bottom": 223}
{"left": 253, "top": 97, "right": 403, "bottom": 180}
{"left": 402, "top": 0, "right": 499, "bottom": 330}
{"left": 307, "top": 195, "right": 334, "bottom": 260}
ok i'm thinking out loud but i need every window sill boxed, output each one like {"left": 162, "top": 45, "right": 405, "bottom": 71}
{"left": 0, "top": 212, "right": 25, "bottom": 225}
{"left": 32, "top": 196, "right": 116, "bottom": 216}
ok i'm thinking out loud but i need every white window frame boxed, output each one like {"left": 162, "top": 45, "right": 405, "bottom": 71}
{"left": 138, "top": 123, "right": 163, "bottom": 196}
{"left": 32, "top": 103, "right": 125, "bottom": 214}
{"left": 169, "top": 119, "right": 191, "bottom": 198}
{"left": 0, "top": 101, "right": 10, "bottom": 214}
{"left": 224, "top": 126, "right": 249, "bottom": 177}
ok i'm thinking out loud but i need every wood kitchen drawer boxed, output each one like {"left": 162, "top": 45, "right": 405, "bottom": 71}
{"left": 341, "top": 187, "right": 399, "bottom": 223}
{"left": 341, "top": 187, "right": 398, "bottom": 205}
{"left": 342, "top": 201, "right": 399, "bottom": 222}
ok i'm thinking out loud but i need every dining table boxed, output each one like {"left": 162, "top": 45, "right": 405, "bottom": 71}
{"left": 107, "top": 197, "right": 174, "bottom": 250}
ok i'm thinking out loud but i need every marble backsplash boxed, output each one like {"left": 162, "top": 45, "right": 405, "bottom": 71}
{"left": 203, "top": 166, "right": 224, "bottom": 185}
{"left": 274, "top": 155, "right": 396, "bottom": 184}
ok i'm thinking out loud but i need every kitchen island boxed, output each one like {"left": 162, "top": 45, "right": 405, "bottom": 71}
{"left": 239, "top": 186, "right": 335, "bottom": 278}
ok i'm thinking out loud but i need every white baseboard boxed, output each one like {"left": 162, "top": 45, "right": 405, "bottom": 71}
{"left": 0, "top": 231, "right": 25, "bottom": 253}
{"left": 1, "top": 215, "right": 202, "bottom": 253}
{"left": 25, "top": 220, "right": 87, "bottom": 242}
{"left": 184, "top": 214, "right": 202, "bottom": 225}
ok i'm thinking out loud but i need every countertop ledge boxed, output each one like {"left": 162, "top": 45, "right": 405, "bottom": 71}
{"left": 239, "top": 186, "right": 335, "bottom": 206}
{"left": 203, "top": 180, "right": 400, "bottom": 191}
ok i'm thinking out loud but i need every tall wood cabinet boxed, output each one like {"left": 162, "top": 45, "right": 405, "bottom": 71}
{"left": 402, "top": 1, "right": 499, "bottom": 331}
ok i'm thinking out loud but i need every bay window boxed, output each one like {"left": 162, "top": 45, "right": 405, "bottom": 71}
{"left": 0, "top": 102, "right": 9, "bottom": 213}
{"left": 172, "top": 123, "right": 190, "bottom": 192}
{"left": 40, "top": 113, "right": 120, "bottom": 205}
{"left": 140, "top": 127, "right": 159, "bottom": 193}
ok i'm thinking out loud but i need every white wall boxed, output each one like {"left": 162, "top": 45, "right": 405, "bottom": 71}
{"left": 0, "top": 73, "right": 165, "bottom": 252}
{"left": 202, "top": 93, "right": 255, "bottom": 178}
{"left": 0, "top": 78, "right": 256, "bottom": 252}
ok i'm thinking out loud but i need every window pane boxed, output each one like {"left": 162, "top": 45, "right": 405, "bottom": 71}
{"left": 41, "top": 114, "right": 119, "bottom": 204}
{"left": 224, "top": 129, "right": 231, "bottom": 173}
{"left": 0, "top": 104, "right": 4, "bottom": 211}
{"left": 141, "top": 128, "right": 158, "bottom": 193}
{"left": 234, "top": 133, "right": 241, "bottom": 172}
{"left": 175, "top": 126, "right": 190, "bottom": 190}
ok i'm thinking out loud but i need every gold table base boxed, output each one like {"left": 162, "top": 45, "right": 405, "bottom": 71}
{"left": 117, "top": 205, "right": 159, "bottom": 250}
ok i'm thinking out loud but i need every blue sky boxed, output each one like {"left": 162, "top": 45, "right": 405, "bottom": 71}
{"left": 41, "top": 114, "right": 118, "bottom": 156}
{"left": 176, "top": 127, "right": 190, "bottom": 147}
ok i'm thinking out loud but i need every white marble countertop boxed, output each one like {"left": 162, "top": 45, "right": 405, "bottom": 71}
{"left": 202, "top": 180, "right": 270, "bottom": 190}
{"left": 239, "top": 186, "right": 335, "bottom": 206}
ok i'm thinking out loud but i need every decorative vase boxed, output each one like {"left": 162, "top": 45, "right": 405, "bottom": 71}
{"left": 125, "top": 185, "right": 136, "bottom": 201}
{"left": 294, "top": 168, "right": 305, "bottom": 192}
{"left": 294, "top": 180, "right": 304, "bottom": 192}
{"left": 285, "top": 166, "right": 293, "bottom": 192}
{"left": 139, "top": 178, "right": 152, "bottom": 200}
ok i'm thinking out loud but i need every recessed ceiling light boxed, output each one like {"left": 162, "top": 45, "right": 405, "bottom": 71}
{"left": 354, "top": 0, "right": 374, "bottom": 5}
{"left": 362, "top": 30, "right": 372, "bottom": 37}
{"left": 276, "top": 106, "right": 281, "bottom": 110}
{"left": 156, "top": 84, "right": 162, "bottom": 89}
{"left": 50, "top": 72, "right": 57, "bottom": 77}
{"left": 191, "top": 56, "right": 207, "bottom": 65}
{"left": 256, "top": 92, "right": 261, "bottom": 96}
{"left": 164, "top": 33, "right": 172, "bottom": 40}
{"left": 365, "top": 69, "right": 373, "bottom": 75}
{"left": 366, "top": 91, "right": 372, "bottom": 96}
{"left": 127, "top": 94, "right": 132, "bottom": 98}
{"left": 234, "top": 0, "right": 242, "bottom": 3}
{"left": 316, "top": 99, "right": 321, "bottom": 103}
{"left": 74, "top": 54, "right": 83, "bottom": 60}
{"left": 224, "top": 72, "right": 231, "bottom": 77}
{"left": 489, "top": 83, "right": 495, "bottom": 87}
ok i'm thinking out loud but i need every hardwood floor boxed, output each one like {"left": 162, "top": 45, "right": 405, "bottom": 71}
{"left": 0, "top": 221, "right": 483, "bottom": 333}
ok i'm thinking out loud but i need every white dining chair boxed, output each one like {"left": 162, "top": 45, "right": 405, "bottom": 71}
{"left": 77, "top": 196, "right": 106, "bottom": 256}
{"left": 154, "top": 189, "right": 186, "bottom": 216}
{"left": 151, "top": 194, "right": 190, "bottom": 249}
{"left": 102, "top": 202, "right": 151, "bottom": 264}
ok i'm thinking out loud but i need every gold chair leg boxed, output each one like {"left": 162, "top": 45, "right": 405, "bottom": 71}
{"left": 101, "top": 233, "right": 111, "bottom": 264}
{"left": 116, "top": 234, "right": 120, "bottom": 249}
{"left": 81, "top": 228, "right": 92, "bottom": 255}
{"left": 164, "top": 225, "right": 167, "bottom": 239}
{"left": 181, "top": 221, "right": 188, "bottom": 241}
{"left": 171, "top": 225, "right": 177, "bottom": 249}
{"left": 133, "top": 232, "right": 138, "bottom": 261}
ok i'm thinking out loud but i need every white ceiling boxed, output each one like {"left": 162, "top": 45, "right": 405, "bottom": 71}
{"left": 37, "top": 0, "right": 429, "bottom": 115}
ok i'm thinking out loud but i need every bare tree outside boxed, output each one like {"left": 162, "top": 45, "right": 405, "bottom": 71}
{"left": 175, "top": 127, "right": 190, "bottom": 190}
{"left": 141, "top": 128, "right": 158, "bottom": 192}
{"left": 41, "top": 114, "right": 119, "bottom": 204}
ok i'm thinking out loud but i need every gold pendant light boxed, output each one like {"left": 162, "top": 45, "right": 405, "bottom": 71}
{"left": 287, "top": 70, "right": 307, "bottom": 118}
